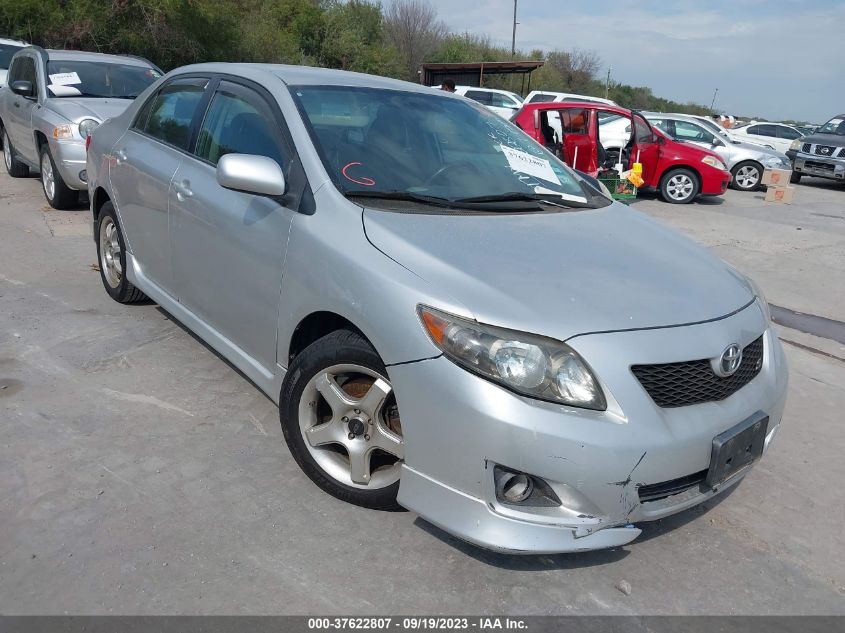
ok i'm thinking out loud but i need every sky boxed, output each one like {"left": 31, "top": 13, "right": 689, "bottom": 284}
{"left": 425, "top": 0, "right": 844, "bottom": 123}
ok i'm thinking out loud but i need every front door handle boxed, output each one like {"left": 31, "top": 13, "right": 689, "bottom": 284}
{"left": 174, "top": 180, "right": 193, "bottom": 201}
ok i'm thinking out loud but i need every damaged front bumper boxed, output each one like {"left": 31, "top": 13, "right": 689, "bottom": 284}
{"left": 392, "top": 303, "right": 788, "bottom": 554}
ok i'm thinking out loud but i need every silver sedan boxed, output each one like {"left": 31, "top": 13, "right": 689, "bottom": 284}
{"left": 86, "top": 63, "right": 788, "bottom": 554}
{"left": 645, "top": 112, "right": 793, "bottom": 191}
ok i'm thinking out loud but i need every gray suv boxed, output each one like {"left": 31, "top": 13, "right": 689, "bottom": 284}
{"left": 0, "top": 46, "right": 160, "bottom": 208}
{"left": 787, "top": 114, "right": 845, "bottom": 184}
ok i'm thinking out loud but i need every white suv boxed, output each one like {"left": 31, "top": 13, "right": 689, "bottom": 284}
{"left": 0, "top": 36, "right": 28, "bottom": 86}
{"left": 524, "top": 90, "right": 618, "bottom": 107}
{"left": 453, "top": 86, "right": 523, "bottom": 119}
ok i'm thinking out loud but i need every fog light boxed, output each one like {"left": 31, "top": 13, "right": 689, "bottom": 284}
{"left": 79, "top": 170, "right": 87, "bottom": 183}
{"left": 494, "top": 465, "right": 561, "bottom": 507}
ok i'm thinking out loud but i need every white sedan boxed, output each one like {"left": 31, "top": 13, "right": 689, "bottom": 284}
{"left": 730, "top": 122, "right": 803, "bottom": 154}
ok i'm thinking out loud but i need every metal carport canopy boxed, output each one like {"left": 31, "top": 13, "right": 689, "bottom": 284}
{"left": 420, "top": 61, "right": 545, "bottom": 93}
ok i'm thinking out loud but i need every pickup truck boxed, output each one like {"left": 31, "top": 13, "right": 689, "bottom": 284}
{"left": 1, "top": 46, "right": 160, "bottom": 208}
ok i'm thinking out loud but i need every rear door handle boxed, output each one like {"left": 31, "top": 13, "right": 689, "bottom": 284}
{"left": 174, "top": 180, "right": 193, "bottom": 201}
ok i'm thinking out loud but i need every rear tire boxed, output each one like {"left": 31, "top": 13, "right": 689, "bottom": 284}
{"left": 730, "top": 161, "right": 763, "bottom": 191}
{"left": 280, "top": 329, "right": 403, "bottom": 511}
{"left": 3, "top": 129, "right": 29, "bottom": 177}
{"left": 789, "top": 171, "right": 801, "bottom": 184}
{"left": 96, "top": 202, "right": 148, "bottom": 304}
{"left": 40, "top": 146, "right": 79, "bottom": 209}
{"left": 659, "top": 168, "right": 700, "bottom": 204}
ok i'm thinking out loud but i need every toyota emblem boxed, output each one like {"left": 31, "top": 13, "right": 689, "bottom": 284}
{"left": 713, "top": 344, "right": 743, "bottom": 377}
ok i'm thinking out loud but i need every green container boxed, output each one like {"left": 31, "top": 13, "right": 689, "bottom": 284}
{"left": 598, "top": 175, "right": 638, "bottom": 201}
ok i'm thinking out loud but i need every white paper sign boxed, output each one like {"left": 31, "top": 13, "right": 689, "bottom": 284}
{"left": 48, "top": 72, "right": 81, "bottom": 86}
{"left": 48, "top": 84, "right": 82, "bottom": 97}
{"left": 500, "top": 145, "right": 560, "bottom": 184}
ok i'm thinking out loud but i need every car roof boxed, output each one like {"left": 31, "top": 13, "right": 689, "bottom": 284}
{"left": 0, "top": 37, "right": 28, "bottom": 46}
{"left": 519, "top": 101, "right": 630, "bottom": 116}
{"left": 456, "top": 85, "right": 513, "bottom": 94}
{"left": 173, "top": 62, "right": 448, "bottom": 96}
{"left": 43, "top": 49, "right": 154, "bottom": 67}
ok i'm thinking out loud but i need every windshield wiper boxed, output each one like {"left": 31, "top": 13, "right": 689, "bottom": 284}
{"left": 453, "top": 192, "right": 593, "bottom": 209}
{"left": 344, "top": 190, "right": 454, "bottom": 207}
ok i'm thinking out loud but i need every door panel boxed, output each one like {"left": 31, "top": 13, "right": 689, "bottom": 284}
{"left": 169, "top": 80, "right": 294, "bottom": 370}
{"left": 6, "top": 56, "right": 39, "bottom": 162}
{"left": 630, "top": 113, "right": 660, "bottom": 185}
{"left": 109, "top": 77, "right": 209, "bottom": 290}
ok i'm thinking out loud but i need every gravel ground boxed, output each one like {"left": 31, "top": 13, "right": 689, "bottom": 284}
{"left": 1, "top": 169, "right": 844, "bottom": 614}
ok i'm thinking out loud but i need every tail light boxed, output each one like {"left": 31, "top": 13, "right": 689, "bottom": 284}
{"left": 85, "top": 135, "right": 92, "bottom": 151}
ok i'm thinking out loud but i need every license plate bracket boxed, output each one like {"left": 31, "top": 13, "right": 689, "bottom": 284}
{"left": 705, "top": 412, "right": 769, "bottom": 488}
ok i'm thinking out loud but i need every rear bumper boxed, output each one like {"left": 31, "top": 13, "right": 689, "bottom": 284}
{"left": 393, "top": 304, "right": 788, "bottom": 553}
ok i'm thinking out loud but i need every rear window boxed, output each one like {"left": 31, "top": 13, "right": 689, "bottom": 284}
{"left": 0, "top": 44, "right": 22, "bottom": 69}
{"left": 528, "top": 93, "right": 556, "bottom": 103}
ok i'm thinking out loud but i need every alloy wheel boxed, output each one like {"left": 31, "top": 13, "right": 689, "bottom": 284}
{"left": 99, "top": 216, "right": 123, "bottom": 288}
{"left": 41, "top": 152, "right": 55, "bottom": 201}
{"left": 666, "top": 173, "right": 695, "bottom": 201}
{"left": 297, "top": 364, "right": 403, "bottom": 489}
{"left": 734, "top": 165, "right": 760, "bottom": 190}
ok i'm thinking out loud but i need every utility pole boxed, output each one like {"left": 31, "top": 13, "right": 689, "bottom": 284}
{"left": 511, "top": 0, "right": 518, "bottom": 56}
{"left": 710, "top": 88, "right": 719, "bottom": 115}
{"left": 605, "top": 66, "right": 611, "bottom": 100}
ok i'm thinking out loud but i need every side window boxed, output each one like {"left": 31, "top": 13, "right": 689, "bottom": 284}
{"left": 650, "top": 118, "right": 669, "bottom": 134}
{"left": 12, "top": 57, "right": 38, "bottom": 94}
{"left": 632, "top": 114, "right": 657, "bottom": 144}
{"left": 489, "top": 92, "right": 515, "bottom": 108}
{"left": 560, "top": 108, "right": 589, "bottom": 134}
{"left": 464, "top": 90, "right": 492, "bottom": 106}
{"left": 674, "top": 120, "right": 714, "bottom": 144}
{"left": 748, "top": 124, "right": 776, "bottom": 137}
{"left": 777, "top": 126, "right": 801, "bottom": 140}
{"left": 7, "top": 57, "right": 21, "bottom": 84}
{"left": 140, "top": 78, "right": 207, "bottom": 149}
{"left": 528, "top": 93, "right": 555, "bottom": 103}
{"left": 195, "top": 81, "right": 286, "bottom": 168}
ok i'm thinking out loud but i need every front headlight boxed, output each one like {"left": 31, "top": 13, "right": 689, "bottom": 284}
{"left": 418, "top": 305, "right": 607, "bottom": 410}
{"left": 789, "top": 139, "right": 802, "bottom": 151}
{"left": 762, "top": 154, "right": 790, "bottom": 169}
{"left": 701, "top": 155, "right": 727, "bottom": 171}
{"left": 78, "top": 118, "right": 100, "bottom": 139}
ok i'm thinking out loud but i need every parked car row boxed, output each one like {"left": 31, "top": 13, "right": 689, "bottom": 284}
{"left": 0, "top": 35, "right": 29, "bottom": 86}
{"left": 1, "top": 50, "right": 789, "bottom": 554}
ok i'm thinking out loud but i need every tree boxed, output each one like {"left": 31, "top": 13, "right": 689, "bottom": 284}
{"left": 320, "top": 0, "right": 400, "bottom": 76}
{"left": 545, "top": 48, "right": 601, "bottom": 94}
{"left": 383, "top": 0, "right": 446, "bottom": 81}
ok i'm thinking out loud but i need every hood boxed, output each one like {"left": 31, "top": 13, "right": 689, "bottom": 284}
{"left": 799, "top": 132, "right": 845, "bottom": 147}
{"left": 364, "top": 204, "right": 754, "bottom": 341}
{"left": 45, "top": 97, "right": 133, "bottom": 123}
{"left": 729, "top": 138, "right": 785, "bottom": 157}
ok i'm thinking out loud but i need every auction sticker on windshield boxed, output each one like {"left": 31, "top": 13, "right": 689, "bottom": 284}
{"left": 48, "top": 72, "right": 81, "bottom": 86}
{"left": 500, "top": 145, "right": 560, "bottom": 185}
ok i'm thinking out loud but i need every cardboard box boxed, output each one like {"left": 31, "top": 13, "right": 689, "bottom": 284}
{"left": 762, "top": 168, "right": 792, "bottom": 186}
{"left": 764, "top": 185, "right": 795, "bottom": 204}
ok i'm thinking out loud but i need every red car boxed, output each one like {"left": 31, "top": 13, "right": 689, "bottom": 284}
{"left": 511, "top": 102, "right": 731, "bottom": 204}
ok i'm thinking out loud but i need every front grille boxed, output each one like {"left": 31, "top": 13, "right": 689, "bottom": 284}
{"left": 631, "top": 336, "right": 764, "bottom": 408}
{"left": 802, "top": 142, "right": 812, "bottom": 153}
{"left": 804, "top": 160, "right": 836, "bottom": 173}
{"left": 814, "top": 144, "right": 838, "bottom": 157}
{"left": 638, "top": 470, "right": 707, "bottom": 502}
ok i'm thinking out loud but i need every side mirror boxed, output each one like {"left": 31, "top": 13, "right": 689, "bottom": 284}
{"left": 11, "top": 80, "right": 35, "bottom": 99}
{"left": 712, "top": 138, "right": 725, "bottom": 147}
{"left": 216, "top": 153, "right": 286, "bottom": 197}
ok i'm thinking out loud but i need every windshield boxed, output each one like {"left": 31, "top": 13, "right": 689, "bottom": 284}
{"left": 817, "top": 117, "right": 845, "bottom": 136}
{"left": 46, "top": 61, "right": 161, "bottom": 98}
{"left": 292, "top": 85, "right": 594, "bottom": 208}
{"left": 0, "top": 44, "right": 22, "bottom": 69}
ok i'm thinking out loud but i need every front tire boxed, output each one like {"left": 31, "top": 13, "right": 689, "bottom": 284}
{"left": 3, "top": 129, "right": 29, "bottom": 177}
{"left": 280, "top": 329, "right": 404, "bottom": 510}
{"left": 660, "top": 168, "right": 700, "bottom": 204}
{"left": 96, "top": 202, "right": 148, "bottom": 303}
{"left": 730, "top": 161, "right": 763, "bottom": 191}
{"left": 40, "top": 146, "right": 79, "bottom": 209}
